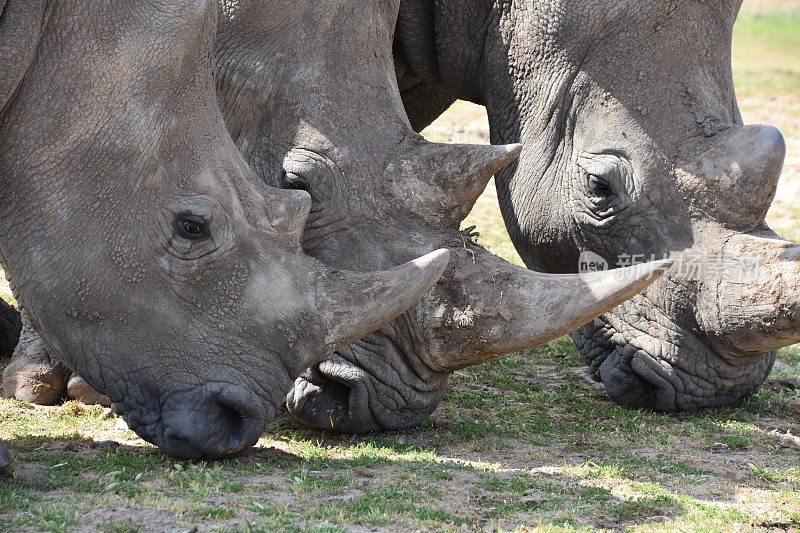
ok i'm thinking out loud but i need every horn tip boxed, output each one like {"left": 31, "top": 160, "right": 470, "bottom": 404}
{"left": 414, "top": 248, "right": 451, "bottom": 277}
{"left": 489, "top": 143, "right": 523, "bottom": 172}
{"left": 621, "top": 258, "right": 674, "bottom": 281}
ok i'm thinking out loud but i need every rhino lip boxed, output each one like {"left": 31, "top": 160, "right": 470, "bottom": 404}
{"left": 285, "top": 326, "right": 449, "bottom": 433}
{"left": 577, "top": 309, "right": 776, "bottom": 411}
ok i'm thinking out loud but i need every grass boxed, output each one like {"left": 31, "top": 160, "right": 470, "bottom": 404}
{"left": 1, "top": 2, "right": 800, "bottom": 531}
{"left": 2, "top": 344, "right": 800, "bottom": 531}
{"left": 733, "top": 9, "right": 800, "bottom": 101}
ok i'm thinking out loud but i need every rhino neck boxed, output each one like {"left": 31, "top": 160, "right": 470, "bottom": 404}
{"left": 0, "top": 0, "right": 50, "bottom": 113}
{"left": 396, "top": 0, "right": 503, "bottom": 130}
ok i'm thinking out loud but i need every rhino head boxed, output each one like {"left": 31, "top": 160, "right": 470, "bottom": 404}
{"left": 419, "top": 0, "right": 797, "bottom": 410}
{"left": 0, "top": 0, "right": 450, "bottom": 458}
{"left": 216, "top": 0, "right": 671, "bottom": 431}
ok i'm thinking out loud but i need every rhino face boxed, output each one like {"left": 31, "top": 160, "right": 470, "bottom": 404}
{"left": 0, "top": 0, "right": 450, "bottom": 458}
{"left": 484, "top": 0, "right": 797, "bottom": 409}
{"left": 217, "top": 0, "right": 671, "bottom": 431}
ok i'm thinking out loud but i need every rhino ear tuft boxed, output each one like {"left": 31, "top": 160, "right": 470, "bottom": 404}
{"left": 394, "top": 142, "right": 522, "bottom": 229}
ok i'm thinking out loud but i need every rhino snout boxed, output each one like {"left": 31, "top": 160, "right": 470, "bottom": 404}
{"left": 130, "top": 382, "right": 268, "bottom": 460}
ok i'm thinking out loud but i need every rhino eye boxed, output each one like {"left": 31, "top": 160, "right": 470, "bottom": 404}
{"left": 587, "top": 174, "right": 614, "bottom": 199}
{"left": 174, "top": 213, "right": 209, "bottom": 240}
{"left": 283, "top": 171, "right": 311, "bottom": 193}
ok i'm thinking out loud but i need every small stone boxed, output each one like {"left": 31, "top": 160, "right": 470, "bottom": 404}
{"left": 114, "top": 418, "right": 130, "bottom": 431}
{"left": 521, "top": 488, "right": 544, "bottom": 505}
{"left": 711, "top": 442, "right": 730, "bottom": 454}
{"left": 94, "top": 440, "right": 120, "bottom": 450}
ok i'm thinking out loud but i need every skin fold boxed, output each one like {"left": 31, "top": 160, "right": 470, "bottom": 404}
{"left": 0, "top": 0, "right": 450, "bottom": 459}
{"left": 0, "top": 299, "right": 20, "bottom": 363}
{"left": 394, "top": 0, "right": 799, "bottom": 411}
{"left": 214, "top": 0, "right": 671, "bottom": 432}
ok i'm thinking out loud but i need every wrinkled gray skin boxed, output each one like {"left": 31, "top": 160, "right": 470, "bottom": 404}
{"left": 393, "top": 0, "right": 799, "bottom": 411}
{"left": 0, "top": 301, "right": 19, "bottom": 465}
{"left": 0, "top": 0, "right": 451, "bottom": 459}
{"left": 0, "top": 439, "right": 10, "bottom": 471}
{"left": 215, "top": 0, "right": 670, "bottom": 432}
{"left": 0, "top": 299, "right": 21, "bottom": 362}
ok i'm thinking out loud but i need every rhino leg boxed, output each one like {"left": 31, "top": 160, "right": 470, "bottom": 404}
{"left": 66, "top": 374, "right": 110, "bottom": 407}
{"left": 0, "top": 298, "right": 21, "bottom": 361}
{"left": 0, "top": 440, "right": 11, "bottom": 471}
{"left": 286, "top": 332, "right": 448, "bottom": 433}
{"left": 2, "top": 308, "right": 69, "bottom": 405}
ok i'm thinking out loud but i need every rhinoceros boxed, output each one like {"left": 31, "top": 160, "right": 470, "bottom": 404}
{"left": 0, "top": 0, "right": 452, "bottom": 459}
{"left": 214, "top": 0, "right": 671, "bottom": 431}
{"left": 393, "top": 0, "right": 799, "bottom": 410}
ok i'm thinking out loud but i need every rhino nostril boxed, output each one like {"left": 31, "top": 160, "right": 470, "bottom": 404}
{"left": 214, "top": 387, "right": 265, "bottom": 454}
{"left": 146, "top": 384, "right": 269, "bottom": 459}
{"left": 599, "top": 357, "right": 659, "bottom": 410}
{"left": 217, "top": 401, "right": 247, "bottom": 451}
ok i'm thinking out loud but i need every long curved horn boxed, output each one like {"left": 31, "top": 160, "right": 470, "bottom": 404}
{"left": 698, "top": 230, "right": 800, "bottom": 354}
{"left": 422, "top": 250, "right": 673, "bottom": 372}
{"left": 311, "top": 248, "right": 450, "bottom": 362}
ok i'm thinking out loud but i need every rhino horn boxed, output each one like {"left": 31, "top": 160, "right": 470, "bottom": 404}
{"left": 678, "top": 125, "right": 785, "bottom": 227}
{"left": 424, "top": 254, "right": 674, "bottom": 372}
{"left": 393, "top": 142, "right": 522, "bottom": 228}
{"left": 698, "top": 230, "right": 800, "bottom": 355}
{"left": 309, "top": 248, "right": 451, "bottom": 367}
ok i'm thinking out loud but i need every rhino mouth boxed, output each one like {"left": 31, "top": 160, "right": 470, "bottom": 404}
{"left": 286, "top": 327, "right": 448, "bottom": 433}
{"left": 572, "top": 311, "right": 777, "bottom": 411}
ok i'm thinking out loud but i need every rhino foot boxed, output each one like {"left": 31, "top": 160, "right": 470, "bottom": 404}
{"left": 67, "top": 375, "right": 111, "bottom": 407}
{"left": 0, "top": 440, "right": 11, "bottom": 472}
{"left": 2, "top": 309, "right": 69, "bottom": 405}
{"left": 0, "top": 441, "right": 11, "bottom": 472}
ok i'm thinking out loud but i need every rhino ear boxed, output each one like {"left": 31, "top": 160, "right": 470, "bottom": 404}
{"left": 393, "top": 142, "right": 522, "bottom": 228}
{"left": 262, "top": 188, "right": 312, "bottom": 245}
{"left": 0, "top": 0, "right": 49, "bottom": 111}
